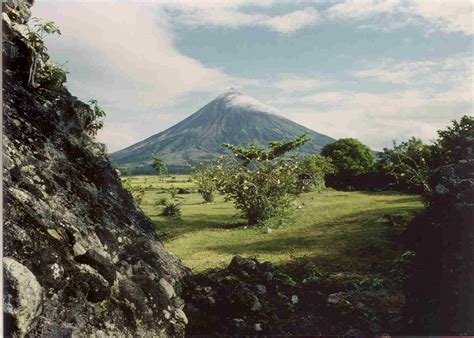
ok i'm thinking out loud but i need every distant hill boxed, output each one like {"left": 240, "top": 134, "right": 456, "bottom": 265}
{"left": 110, "top": 88, "right": 335, "bottom": 173}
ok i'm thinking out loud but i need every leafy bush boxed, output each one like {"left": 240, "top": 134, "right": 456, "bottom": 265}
{"left": 321, "top": 138, "right": 376, "bottom": 190}
{"left": 379, "top": 138, "right": 436, "bottom": 194}
{"left": 155, "top": 197, "right": 169, "bottom": 206}
{"left": 436, "top": 115, "right": 474, "bottom": 163}
{"left": 192, "top": 164, "right": 217, "bottom": 203}
{"left": 26, "top": 18, "right": 67, "bottom": 90}
{"left": 169, "top": 185, "right": 177, "bottom": 199}
{"left": 84, "top": 99, "right": 106, "bottom": 137}
{"left": 295, "top": 155, "right": 335, "bottom": 192}
{"left": 161, "top": 201, "right": 181, "bottom": 218}
{"left": 215, "top": 135, "right": 310, "bottom": 225}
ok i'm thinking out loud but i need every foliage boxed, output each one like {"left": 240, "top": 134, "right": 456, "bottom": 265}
{"left": 122, "top": 179, "right": 145, "bottom": 205}
{"left": 192, "top": 164, "right": 218, "bottom": 203}
{"left": 216, "top": 135, "right": 310, "bottom": 225}
{"left": 223, "top": 134, "right": 311, "bottom": 165}
{"left": 151, "top": 156, "right": 168, "bottom": 177}
{"left": 436, "top": 115, "right": 474, "bottom": 163}
{"left": 27, "top": 18, "right": 61, "bottom": 58}
{"left": 388, "top": 250, "right": 416, "bottom": 283}
{"left": 161, "top": 201, "right": 181, "bottom": 218}
{"left": 84, "top": 99, "right": 106, "bottom": 137}
{"left": 379, "top": 138, "right": 437, "bottom": 194}
{"left": 321, "top": 138, "right": 376, "bottom": 190}
{"left": 169, "top": 185, "right": 178, "bottom": 199}
{"left": 156, "top": 197, "right": 169, "bottom": 206}
{"left": 295, "top": 155, "right": 335, "bottom": 193}
{"left": 26, "top": 18, "right": 68, "bottom": 90}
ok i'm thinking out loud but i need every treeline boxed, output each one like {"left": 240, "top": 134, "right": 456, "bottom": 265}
{"left": 322, "top": 115, "right": 473, "bottom": 195}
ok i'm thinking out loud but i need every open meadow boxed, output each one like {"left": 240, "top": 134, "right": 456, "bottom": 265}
{"left": 126, "top": 175, "right": 424, "bottom": 273}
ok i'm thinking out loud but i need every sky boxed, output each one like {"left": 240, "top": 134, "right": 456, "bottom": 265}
{"left": 32, "top": 0, "right": 473, "bottom": 152}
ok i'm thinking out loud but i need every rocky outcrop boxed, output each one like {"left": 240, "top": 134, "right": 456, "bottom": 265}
{"left": 402, "top": 152, "right": 474, "bottom": 334}
{"left": 183, "top": 256, "right": 405, "bottom": 335}
{"left": 2, "top": 1, "right": 190, "bottom": 336}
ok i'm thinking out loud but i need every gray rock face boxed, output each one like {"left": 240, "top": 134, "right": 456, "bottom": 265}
{"left": 2, "top": 1, "right": 190, "bottom": 336}
{"left": 3, "top": 257, "right": 43, "bottom": 336}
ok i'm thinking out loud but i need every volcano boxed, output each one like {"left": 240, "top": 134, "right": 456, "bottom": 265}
{"left": 110, "top": 89, "right": 335, "bottom": 173}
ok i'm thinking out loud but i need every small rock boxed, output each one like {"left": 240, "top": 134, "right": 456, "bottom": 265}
{"left": 174, "top": 308, "right": 188, "bottom": 325}
{"left": 255, "top": 284, "right": 267, "bottom": 295}
{"left": 291, "top": 295, "right": 299, "bottom": 304}
{"left": 251, "top": 295, "right": 262, "bottom": 311}
{"left": 207, "top": 296, "right": 216, "bottom": 305}
{"left": 266, "top": 227, "right": 273, "bottom": 234}
{"left": 158, "top": 278, "right": 176, "bottom": 300}
{"left": 254, "top": 323, "right": 262, "bottom": 331}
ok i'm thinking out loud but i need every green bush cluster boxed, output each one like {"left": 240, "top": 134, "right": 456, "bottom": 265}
{"left": 192, "top": 164, "right": 218, "bottom": 203}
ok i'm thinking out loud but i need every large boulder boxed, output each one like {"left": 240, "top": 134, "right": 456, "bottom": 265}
{"left": 2, "top": 1, "right": 190, "bottom": 336}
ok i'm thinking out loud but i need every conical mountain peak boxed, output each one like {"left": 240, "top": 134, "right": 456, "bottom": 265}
{"left": 110, "top": 90, "right": 335, "bottom": 173}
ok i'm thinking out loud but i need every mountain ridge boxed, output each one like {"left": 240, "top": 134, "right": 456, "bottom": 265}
{"left": 110, "top": 89, "right": 335, "bottom": 173}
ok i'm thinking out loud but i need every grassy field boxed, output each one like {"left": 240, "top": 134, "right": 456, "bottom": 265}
{"left": 127, "top": 175, "right": 424, "bottom": 273}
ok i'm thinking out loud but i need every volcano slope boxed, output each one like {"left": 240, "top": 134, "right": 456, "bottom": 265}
{"left": 110, "top": 89, "right": 334, "bottom": 173}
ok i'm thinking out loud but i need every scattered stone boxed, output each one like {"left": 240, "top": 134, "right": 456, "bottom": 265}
{"left": 254, "top": 323, "right": 262, "bottom": 331}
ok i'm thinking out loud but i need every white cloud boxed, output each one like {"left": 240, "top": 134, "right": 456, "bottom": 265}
{"left": 410, "top": 0, "right": 473, "bottom": 35}
{"left": 273, "top": 75, "right": 333, "bottom": 92}
{"left": 355, "top": 54, "right": 472, "bottom": 85}
{"left": 268, "top": 54, "right": 472, "bottom": 149}
{"left": 170, "top": 6, "right": 320, "bottom": 33}
{"left": 32, "top": 1, "right": 261, "bottom": 150}
{"left": 326, "top": 0, "right": 473, "bottom": 35}
{"left": 326, "top": 0, "right": 401, "bottom": 19}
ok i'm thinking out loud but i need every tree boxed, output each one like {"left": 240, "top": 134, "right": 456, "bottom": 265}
{"left": 192, "top": 164, "right": 218, "bottom": 203}
{"left": 321, "top": 138, "right": 376, "bottom": 190}
{"left": 151, "top": 156, "right": 168, "bottom": 179}
{"left": 436, "top": 115, "right": 474, "bottom": 163}
{"left": 379, "top": 138, "right": 436, "bottom": 194}
{"left": 295, "top": 155, "right": 335, "bottom": 192}
{"left": 216, "top": 135, "right": 310, "bottom": 225}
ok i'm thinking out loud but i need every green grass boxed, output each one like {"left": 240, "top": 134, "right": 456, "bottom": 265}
{"left": 128, "top": 175, "right": 424, "bottom": 273}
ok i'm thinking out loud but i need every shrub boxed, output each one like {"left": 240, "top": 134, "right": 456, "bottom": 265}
{"left": 321, "top": 138, "right": 376, "bottom": 190}
{"left": 156, "top": 197, "right": 168, "bottom": 206}
{"left": 26, "top": 18, "right": 66, "bottom": 90}
{"left": 379, "top": 138, "right": 436, "bottom": 194}
{"left": 161, "top": 201, "right": 181, "bottom": 218}
{"left": 84, "top": 99, "right": 106, "bottom": 137}
{"left": 151, "top": 157, "right": 167, "bottom": 179}
{"left": 169, "top": 185, "right": 177, "bottom": 199}
{"left": 192, "top": 164, "right": 217, "bottom": 203}
{"left": 295, "top": 155, "right": 335, "bottom": 193}
{"left": 215, "top": 135, "right": 310, "bottom": 225}
{"left": 436, "top": 115, "right": 474, "bottom": 163}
